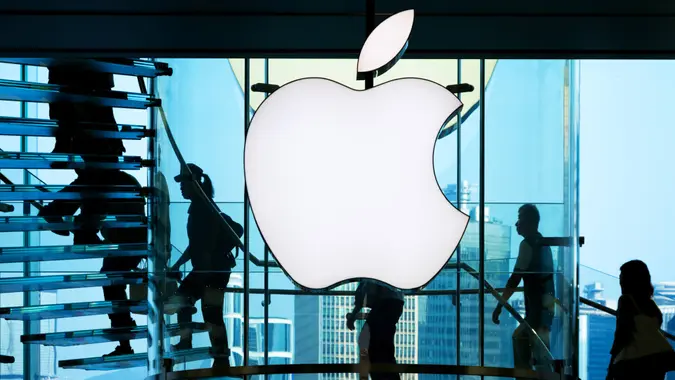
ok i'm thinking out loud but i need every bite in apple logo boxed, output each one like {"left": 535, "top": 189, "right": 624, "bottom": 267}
{"left": 244, "top": 9, "right": 469, "bottom": 290}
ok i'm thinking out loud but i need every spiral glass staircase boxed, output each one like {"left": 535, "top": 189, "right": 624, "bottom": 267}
{"left": 0, "top": 59, "right": 218, "bottom": 375}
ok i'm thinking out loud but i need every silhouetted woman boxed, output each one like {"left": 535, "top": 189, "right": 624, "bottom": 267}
{"left": 165, "top": 163, "right": 242, "bottom": 370}
{"left": 607, "top": 260, "right": 674, "bottom": 380}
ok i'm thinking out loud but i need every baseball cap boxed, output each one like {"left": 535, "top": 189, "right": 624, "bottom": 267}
{"left": 174, "top": 163, "right": 203, "bottom": 183}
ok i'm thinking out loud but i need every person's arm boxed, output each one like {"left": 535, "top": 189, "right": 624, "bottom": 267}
{"left": 350, "top": 282, "right": 368, "bottom": 317}
{"left": 170, "top": 245, "right": 192, "bottom": 272}
{"left": 38, "top": 190, "right": 81, "bottom": 236}
{"left": 501, "top": 240, "right": 532, "bottom": 304}
{"left": 346, "top": 282, "right": 368, "bottom": 330}
{"left": 609, "top": 296, "right": 636, "bottom": 365}
{"left": 38, "top": 178, "right": 85, "bottom": 224}
{"left": 189, "top": 202, "right": 220, "bottom": 254}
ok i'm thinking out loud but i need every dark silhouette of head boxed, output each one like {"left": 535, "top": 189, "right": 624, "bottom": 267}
{"left": 174, "top": 163, "right": 214, "bottom": 200}
{"left": 619, "top": 260, "right": 654, "bottom": 299}
{"left": 516, "top": 204, "right": 540, "bottom": 237}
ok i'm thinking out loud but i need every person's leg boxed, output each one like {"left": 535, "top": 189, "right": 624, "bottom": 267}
{"left": 202, "top": 273, "right": 230, "bottom": 369}
{"left": 531, "top": 326, "right": 553, "bottom": 373}
{"left": 358, "top": 322, "right": 371, "bottom": 380}
{"left": 101, "top": 256, "right": 143, "bottom": 356}
{"left": 172, "top": 272, "right": 202, "bottom": 350}
{"left": 367, "top": 300, "right": 403, "bottom": 380}
{"left": 512, "top": 324, "right": 532, "bottom": 378}
{"left": 366, "top": 307, "right": 386, "bottom": 380}
{"left": 49, "top": 102, "right": 76, "bottom": 155}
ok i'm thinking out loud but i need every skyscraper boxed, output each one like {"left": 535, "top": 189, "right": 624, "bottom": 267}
{"left": 578, "top": 283, "right": 615, "bottom": 380}
{"left": 654, "top": 283, "right": 675, "bottom": 380}
{"left": 417, "top": 184, "right": 514, "bottom": 379}
{"left": 225, "top": 274, "right": 294, "bottom": 380}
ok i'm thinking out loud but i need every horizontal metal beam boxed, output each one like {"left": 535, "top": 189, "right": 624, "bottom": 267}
{"left": 3, "top": 0, "right": 675, "bottom": 16}
{"left": 2, "top": 0, "right": 675, "bottom": 57}
{"left": 146, "top": 363, "right": 567, "bottom": 380}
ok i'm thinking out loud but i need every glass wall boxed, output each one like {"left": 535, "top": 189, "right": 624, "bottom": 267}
{"left": 151, "top": 58, "right": 581, "bottom": 379}
{"left": 5, "top": 56, "right": 675, "bottom": 380}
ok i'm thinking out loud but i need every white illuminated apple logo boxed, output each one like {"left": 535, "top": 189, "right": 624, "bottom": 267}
{"left": 244, "top": 9, "right": 469, "bottom": 290}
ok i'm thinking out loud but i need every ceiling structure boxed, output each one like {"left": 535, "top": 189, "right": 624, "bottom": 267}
{"left": 2, "top": 0, "right": 675, "bottom": 57}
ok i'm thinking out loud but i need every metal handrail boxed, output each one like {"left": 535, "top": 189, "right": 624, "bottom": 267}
{"left": 239, "top": 249, "right": 555, "bottom": 362}
{"left": 147, "top": 363, "right": 568, "bottom": 380}
{"left": 446, "top": 261, "right": 555, "bottom": 363}
{"left": 140, "top": 78, "right": 246, "bottom": 256}
{"left": 580, "top": 296, "right": 675, "bottom": 342}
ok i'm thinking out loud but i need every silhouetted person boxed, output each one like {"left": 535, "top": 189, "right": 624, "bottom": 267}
{"left": 48, "top": 59, "right": 130, "bottom": 158}
{"left": 607, "top": 260, "right": 675, "bottom": 380}
{"left": 164, "top": 164, "right": 242, "bottom": 370}
{"left": 492, "top": 204, "right": 555, "bottom": 377}
{"left": 38, "top": 169, "right": 146, "bottom": 357}
{"left": 346, "top": 279, "right": 404, "bottom": 380}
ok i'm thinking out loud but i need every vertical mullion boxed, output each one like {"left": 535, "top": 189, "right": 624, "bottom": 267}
{"left": 145, "top": 68, "right": 165, "bottom": 375}
{"left": 478, "top": 59, "right": 486, "bottom": 376}
{"left": 21, "top": 63, "right": 39, "bottom": 380}
{"left": 455, "top": 59, "right": 462, "bottom": 370}
{"left": 263, "top": 57, "right": 270, "bottom": 379}
{"left": 243, "top": 58, "right": 251, "bottom": 372}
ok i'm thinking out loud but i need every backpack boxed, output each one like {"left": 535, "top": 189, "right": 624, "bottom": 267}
{"left": 219, "top": 212, "right": 243, "bottom": 269}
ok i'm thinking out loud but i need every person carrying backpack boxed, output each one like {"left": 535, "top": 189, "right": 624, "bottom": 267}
{"left": 607, "top": 260, "right": 675, "bottom": 380}
{"left": 165, "top": 163, "right": 242, "bottom": 370}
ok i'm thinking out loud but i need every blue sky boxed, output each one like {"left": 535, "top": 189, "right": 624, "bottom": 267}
{"left": 578, "top": 60, "right": 675, "bottom": 287}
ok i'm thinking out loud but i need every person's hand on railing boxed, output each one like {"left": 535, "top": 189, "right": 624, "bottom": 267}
{"left": 346, "top": 312, "right": 357, "bottom": 331}
{"left": 492, "top": 304, "right": 503, "bottom": 325}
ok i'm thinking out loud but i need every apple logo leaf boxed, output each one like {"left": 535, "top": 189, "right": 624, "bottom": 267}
{"left": 357, "top": 9, "right": 415, "bottom": 81}
{"left": 245, "top": 7, "right": 469, "bottom": 292}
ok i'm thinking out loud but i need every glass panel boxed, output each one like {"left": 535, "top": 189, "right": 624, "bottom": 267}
{"left": 483, "top": 60, "right": 575, "bottom": 378}
{"left": 155, "top": 58, "right": 246, "bottom": 373}
{"left": 0, "top": 62, "right": 24, "bottom": 380}
{"left": 148, "top": 58, "right": 582, "bottom": 380}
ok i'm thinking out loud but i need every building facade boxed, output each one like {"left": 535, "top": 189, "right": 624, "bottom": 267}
{"left": 418, "top": 184, "right": 514, "bottom": 378}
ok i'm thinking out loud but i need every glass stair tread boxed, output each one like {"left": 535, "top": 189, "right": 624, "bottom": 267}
{"left": 0, "top": 215, "right": 147, "bottom": 233}
{"left": 166, "top": 347, "right": 229, "bottom": 365}
{"left": 21, "top": 322, "right": 206, "bottom": 346}
{"left": 0, "top": 243, "right": 148, "bottom": 263}
{"left": 59, "top": 347, "right": 223, "bottom": 371}
{"left": 0, "top": 300, "right": 147, "bottom": 321}
{"left": 0, "top": 58, "right": 172, "bottom": 78}
{"left": 59, "top": 352, "right": 147, "bottom": 371}
{"left": 0, "top": 79, "right": 160, "bottom": 109}
{"left": 0, "top": 151, "right": 145, "bottom": 170}
{"left": 0, "top": 116, "right": 149, "bottom": 139}
{"left": 0, "top": 184, "right": 148, "bottom": 201}
{"left": 0, "top": 272, "right": 146, "bottom": 293}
